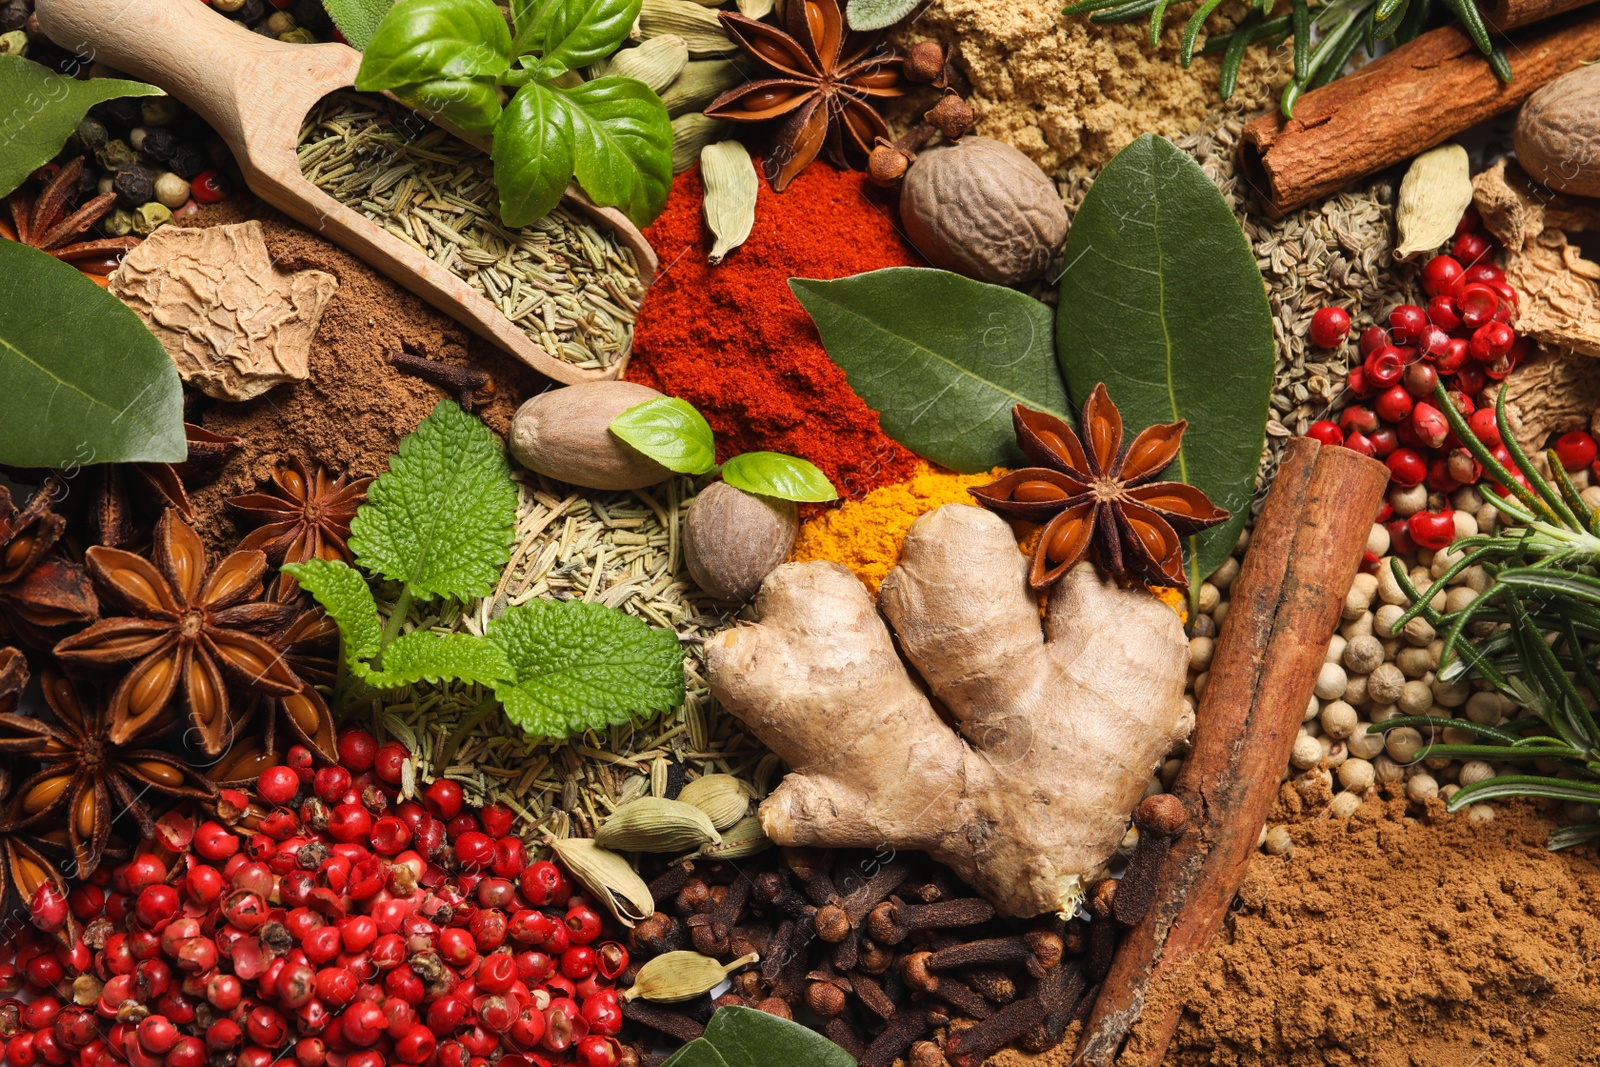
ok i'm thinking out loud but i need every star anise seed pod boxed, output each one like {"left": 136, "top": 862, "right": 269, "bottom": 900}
{"left": 705, "top": 0, "right": 906, "bottom": 191}
{"left": 969, "top": 384, "right": 1229, "bottom": 591}
{"left": 227, "top": 458, "right": 371, "bottom": 568}
{"left": 1, "top": 669, "right": 215, "bottom": 877}
{"left": 53, "top": 510, "right": 302, "bottom": 757}
{"left": 91, "top": 423, "right": 245, "bottom": 548}
{"left": 0, "top": 648, "right": 26, "bottom": 716}
{"left": 1, "top": 158, "right": 139, "bottom": 283}
{"left": 0, "top": 482, "right": 98, "bottom": 648}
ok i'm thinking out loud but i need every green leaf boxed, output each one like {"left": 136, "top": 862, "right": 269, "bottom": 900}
{"left": 281, "top": 559, "right": 383, "bottom": 674}
{"left": 790, "top": 268, "right": 1069, "bottom": 473}
{"left": 358, "top": 630, "right": 513, "bottom": 690}
{"left": 322, "top": 0, "right": 394, "bottom": 50}
{"left": 487, "top": 599, "right": 684, "bottom": 739}
{"left": 349, "top": 400, "right": 519, "bottom": 602}
{"left": 695, "top": 1007, "right": 857, "bottom": 1067}
{"left": 355, "top": 0, "right": 511, "bottom": 92}
{"left": 844, "top": 0, "right": 919, "bottom": 30}
{"left": 0, "top": 241, "right": 185, "bottom": 467}
{"left": 391, "top": 77, "right": 507, "bottom": 136}
{"left": 608, "top": 397, "right": 716, "bottom": 475}
{"left": 0, "top": 56, "right": 162, "bottom": 198}
{"left": 554, "top": 77, "right": 673, "bottom": 228}
{"left": 1055, "top": 133, "right": 1274, "bottom": 590}
{"left": 659, "top": 1041, "right": 732, "bottom": 1067}
{"left": 492, "top": 82, "right": 577, "bottom": 226}
{"left": 720, "top": 453, "right": 837, "bottom": 502}
{"left": 516, "top": 0, "right": 642, "bottom": 76}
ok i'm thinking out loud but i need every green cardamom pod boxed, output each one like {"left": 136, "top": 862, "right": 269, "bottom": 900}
{"left": 548, "top": 838, "right": 655, "bottom": 928}
{"left": 597, "top": 35, "right": 689, "bottom": 93}
{"left": 660, "top": 60, "right": 744, "bottom": 119}
{"left": 1393, "top": 144, "right": 1473, "bottom": 261}
{"left": 635, "top": 0, "right": 737, "bottom": 56}
{"left": 132, "top": 203, "right": 173, "bottom": 236}
{"left": 672, "top": 115, "right": 731, "bottom": 175}
{"left": 691, "top": 815, "right": 770, "bottom": 860}
{"left": 597, "top": 797, "right": 722, "bottom": 853}
{"left": 623, "top": 951, "right": 761, "bottom": 1003}
{"left": 737, "top": 0, "right": 775, "bottom": 16}
{"left": 677, "top": 772, "right": 754, "bottom": 830}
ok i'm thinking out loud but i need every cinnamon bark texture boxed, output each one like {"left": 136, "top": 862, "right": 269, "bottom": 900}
{"left": 1072, "top": 438, "right": 1389, "bottom": 1067}
{"left": 1239, "top": 11, "right": 1600, "bottom": 215}
{"left": 1481, "top": 0, "right": 1597, "bottom": 30}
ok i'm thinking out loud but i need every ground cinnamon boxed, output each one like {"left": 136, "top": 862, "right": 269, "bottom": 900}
{"left": 1239, "top": 10, "right": 1600, "bottom": 214}
{"left": 1073, "top": 436, "right": 1389, "bottom": 1067}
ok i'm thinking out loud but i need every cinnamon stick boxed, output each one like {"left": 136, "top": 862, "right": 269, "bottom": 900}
{"left": 1239, "top": 11, "right": 1600, "bottom": 215}
{"left": 1072, "top": 437, "right": 1389, "bottom": 1067}
{"left": 1480, "top": 0, "right": 1596, "bottom": 30}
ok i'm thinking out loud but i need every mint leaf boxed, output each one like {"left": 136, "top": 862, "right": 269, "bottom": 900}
{"left": 493, "top": 81, "right": 577, "bottom": 227}
{"left": 844, "top": 0, "right": 917, "bottom": 30}
{"left": 358, "top": 630, "right": 513, "bottom": 690}
{"left": 556, "top": 77, "right": 673, "bottom": 227}
{"left": 281, "top": 559, "right": 383, "bottom": 675}
{"left": 609, "top": 397, "right": 716, "bottom": 475}
{"left": 720, "top": 453, "right": 837, "bottom": 502}
{"left": 0, "top": 57, "right": 162, "bottom": 199}
{"left": 350, "top": 400, "right": 519, "bottom": 602}
{"left": 322, "top": 0, "right": 394, "bottom": 50}
{"left": 488, "top": 599, "right": 684, "bottom": 739}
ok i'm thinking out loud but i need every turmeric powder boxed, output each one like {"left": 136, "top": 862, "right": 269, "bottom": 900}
{"left": 790, "top": 463, "right": 1000, "bottom": 591}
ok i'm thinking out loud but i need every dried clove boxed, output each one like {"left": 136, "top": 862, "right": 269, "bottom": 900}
{"left": 900, "top": 952, "right": 995, "bottom": 1022}
{"left": 620, "top": 999, "right": 705, "bottom": 1044}
{"left": 1112, "top": 793, "right": 1188, "bottom": 927}
{"left": 963, "top": 967, "right": 1019, "bottom": 1005}
{"left": 925, "top": 930, "right": 1064, "bottom": 979}
{"left": 847, "top": 969, "right": 897, "bottom": 1020}
{"left": 687, "top": 876, "right": 750, "bottom": 956}
{"left": 866, "top": 897, "right": 995, "bottom": 946}
{"left": 1084, "top": 880, "right": 1118, "bottom": 982}
{"left": 944, "top": 994, "right": 1051, "bottom": 1067}
{"left": 1017, "top": 961, "right": 1086, "bottom": 1055}
{"left": 860, "top": 1004, "right": 933, "bottom": 1067}
{"left": 782, "top": 847, "right": 839, "bottom": 906}
{"left": 824, "top": 1017, "right": 870, "bottom": 1062}
{"left": 648, "top": 861, "right": 698, "bottom": 901}
{"left": 386, "top": 350, "right": 495, "bottom": 410}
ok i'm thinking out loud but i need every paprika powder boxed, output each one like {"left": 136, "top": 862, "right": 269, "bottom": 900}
{"left": 627, "top": 162, "right": 924, "bottom": 500}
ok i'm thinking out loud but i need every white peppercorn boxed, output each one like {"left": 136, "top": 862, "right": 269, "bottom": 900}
{"left": 1338, "top": 758, "right": 1376, "bottom": 793}
{"left": 1343, "top": 674, "right": 1370, "bottom": 707}
{"left": 1406, "top": 773, "right": 1439, "bottom": 803}
{"left": 1398, "top": 680, "right": 1433, "bottom": 715}
{"left": 1458, "top": 760, "right": 1495, "bottom": 786}
{"left": 1323, "top": 740, "right": 1349, "bottom": 769}
{"left": 1583, "top": 484, "right": 1600, "bottom": 511}
{"left": 1451, "top": 511, "right": 1479, "bottom": 539}
{"left": 1441, "top": 726, "right": 1477, "bottom": 746}
{"left": 1189, "top": 636, "right": 1214, "bottom": 672}
{"left": 1263, "top": 825, "right": 1294, "bottom": 856}
{"left": 1374, "top": 603, "right": 1405, "bottom": 638}
{"left": 1343, "top": 574, "right": 1378, "bottom": 620}
{"left": 1290, "top": 734, "right": 1323, "bottom": 770}
{"left": 1328, "top": 791, "right": 1363, "bottom": 818}
{"left": 1193, "top": 671, "right": 1208, "bottom": 699}
{"left": 1440, "top": 783, "right": 1460, "bottom": 802}
{"left": 1430, "top": 547, "right": 1464, "bottom": 580}
{"left": 153, "top": 172, "right": 190, "bottom": 210}
{"left": 1314, "top": 662, "right": 1348, "bottom": 702}
{"left": 1402, "top": 616, "right": 1435, "bottom": 647}
{"left": 1196, "top": 582, "right": 1220, "bottom": 614}
{"left": 1324, "top": 634, "right": 1347, "bottom": 664}
{"left": 1341, "top": 611, "right": 1374, "bottom": 640}
{"left": 1396, "top": 647, "right": 1433, "bottom": 679}
{"left": 1444, "top": 586, "right": 1477, "bottom": 613}
{"left": 1366, "top": 523, "right": 1391, "bottom": 557}
{"left": 1452, "top": 485, "right": 1484, "bottom": 512}
{"left": 1376, "top": 561, "right": 1407, "bottom": 606}
{"left": 1298, "top": 767, "right": 1332, "bottom": 798}
{"left": 1432, "top": 678, "right": 1469, "bottom": 707}
{"left": 1368, "top": 664, "right": 1406, "bottom": 705}
{"left": 1303, "top": 694, "right": 1321, "bottom": 723}
{"left": 1373, "top": 754, "right": 1406, "bottom": 784}
{"left": 1320, "top": 700, "right": 1359, "bottom": 739}
{"left": 1390, "top": 483, "right": 1428, "bottom": 516}
{"left": 1347, "top": 724, "right": 1386, "bottom": 759}
{"left": 1466, "top": 804, "right": 1495, "bottom": 823}
{"left": 1343, "top": 635, "right": 1384, "bottom": 674}
{"left": 1385, "top": 726, "right": 1424, "bottom": 762}
{"left": 1213, "top": 600, "right": 1229, "bottom": 626}
{"left": 1302, "top": 718, "right": 1323, "bottom": 739}
{"left": 1475, "top": 504, "right": 1499, "bottom": 533}
{"left": 1464, "top": 691, "right": 1503, "bottom": 725}
{"left": 1209, "top": 556, "right": 1240, "bottom": 591}
{"left": 1160, "top": 758, "right": 1183, "bottom": 789}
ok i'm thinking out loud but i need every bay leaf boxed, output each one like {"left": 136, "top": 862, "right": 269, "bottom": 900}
{"left": 790, "top": 267, "right": 1068, "bottom": 473}
{"left": 1055, "top": 133, "right": 1274, "bottom": 591}
{"left": 659, "top": 1039, "right": 732, "bottom": 1067}
{"left": 0, "top": 240, "right": 185, "bottom": 467}
{"left": 0, "top": 56, "right": 162, "bottom": 198}
{"left": 690, "top": 1006, "right": 857, "bottom": 1067}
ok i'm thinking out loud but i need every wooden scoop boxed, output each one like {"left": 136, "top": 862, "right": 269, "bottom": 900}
{"left": 34, "top": 0, "right": 657, "bottom": 385}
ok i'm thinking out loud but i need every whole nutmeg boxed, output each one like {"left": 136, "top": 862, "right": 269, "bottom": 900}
{"left": 899, "top": 136, "right": 1068, "bottom": 286}
{"left": 1515, "top": 64, "right": 1600, "bottom": 198}
{"left": 509, "top": 381, "right": 673, "bottom": 490}
{"left": 682, "top": 481, "right": 798, "bottom": 603}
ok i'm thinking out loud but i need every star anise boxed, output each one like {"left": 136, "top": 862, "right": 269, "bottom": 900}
{"left": 705, "top": 0, "right": 906, "bottom": 191}
{"left": 969, "top": 385, "right": 1229, "bottom": 591}
{"left": 1, "top": 158, "right": 139, "bottom": 283}
{"left": 0, "top": 668, "right": 215, "bottom": 877}
{"left": 92, "top": 423, "right": 245, "bottom": 547}
{"left": 0, "top": 648, "right": 25, "bottom": 715}
{"left": 0, "top": 481, "right": 98, "bottom": 648}
{"left": 227, "top": 459, "right": 371, "bottom": 568}
{"left": 52, "top": 510, "right": 302, "bottom": 758}
{"left": 263, "top": 606, "right": 340, "bottom": 763}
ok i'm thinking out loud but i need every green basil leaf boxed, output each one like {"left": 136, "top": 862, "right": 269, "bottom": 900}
{"left": 720, "top": 453, "right": 837, "bottom": 502}
{"left": 789, "top": 267, "right": 1069, "bottom": 473}
{"left": 355, "top": 0, "right": 511, "bottom": 92}
{"left": 391, "top": 77, "right": 506, "bottom": 135}
{"left": 697, "top": 1007, "right": 857, "bottom": 1067}
{"left": 0, "top": 56, "right": 162, "bottom": 198}
{"left": 0, "top": 241, "right": 185, "bottom": 467}
{"left": 555, "top": 77, "right": 673, "bottom": 227}
{"left": 659, "top": 1040, "right": 732, "bottom": 1067}
{"left": 1055, "top": 133, "right": 1274, "bottom": 590}
{"left": 844, "top": 0, "right": 919, "bottom": 30}
{"left": 517, "top": 0, "right": 642, "bottom": 76}
{"left": 492, "top": 82, "right": 576, "bottom": 226}
{"left": 608, "top": 397, "right": 716, "bottom": 475}
{"left": 322, "top": 0, "right": 394, "bottom": 50}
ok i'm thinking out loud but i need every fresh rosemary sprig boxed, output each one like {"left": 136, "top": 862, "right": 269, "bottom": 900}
{"left": 1372, "top": 383, "right": 1600, "bottom": 849}
{"left": 1062, "top": 0, "right": 1513, "bottom": 117}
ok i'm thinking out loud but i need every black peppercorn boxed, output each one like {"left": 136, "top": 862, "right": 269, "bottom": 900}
{"left": 71, "top": 116, "right": 109, "bottom": 154}
{"left": 77, "top": 163, "right": 99, "bottom": 202}
{"left": 231, "top": 0, "right": 265, "bottom": 23}
{"left": 141, "top": 127, "right": 180, "bottom": 163}
{"left": 112, "top": 165, "right": 155, "bottom": 208}
{"left": 95, "top": 138, "right": 139, "bottom": 171}
{"left": 94, "top": 97, "right": 145, "bottom": 130}
{"left": 0, "top": 0, "right": 27, "bottom": 34}
{"left": 292, "top": 0, "right": 328, "bottom": 29}
{"left": 166, "top": 142, "right": 208, "bottom": 181}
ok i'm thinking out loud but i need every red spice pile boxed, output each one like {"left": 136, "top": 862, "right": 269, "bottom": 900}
{"left": 627, "top": 164, "right": 924, "bottom": 500}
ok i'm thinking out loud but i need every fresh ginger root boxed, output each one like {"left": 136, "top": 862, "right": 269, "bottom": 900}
{"left": 705, "top": 504, "right": 1191, "bottom": 918}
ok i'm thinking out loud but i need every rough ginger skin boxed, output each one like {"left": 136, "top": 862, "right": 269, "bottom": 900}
{"left": 705, "top": 505, "right": 1192, "bottom": 918}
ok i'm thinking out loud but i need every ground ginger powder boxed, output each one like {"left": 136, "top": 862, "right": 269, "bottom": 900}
{"left": 898, "top": 0, "right": 1289, "bottom": 175}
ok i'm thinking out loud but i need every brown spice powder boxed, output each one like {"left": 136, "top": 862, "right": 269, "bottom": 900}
{"left": 176, "top": 199, "right": 551, "bottom": 549}
{"left": 993, "top": 794, "right": 1600, "bottom": 1067}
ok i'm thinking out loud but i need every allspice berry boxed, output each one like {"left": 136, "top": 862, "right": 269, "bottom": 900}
{"left": 683, "top": 481, "right": 798, "bottom": 603}
{"left": 905, "top": 41, "right": 945, "bottom": 83}
{"left": 900, "top": 137, "right": 1068, "bottom": 286}
{"left": 509, "top": 381, "right": 674, "bottom": 491}
{"left": 924, "top": 92, "right": 974, "bottom": 141}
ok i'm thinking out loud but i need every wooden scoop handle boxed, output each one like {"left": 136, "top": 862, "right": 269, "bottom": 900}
{"left": 34, "top": 0, "right": 356, "bottom": 159}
